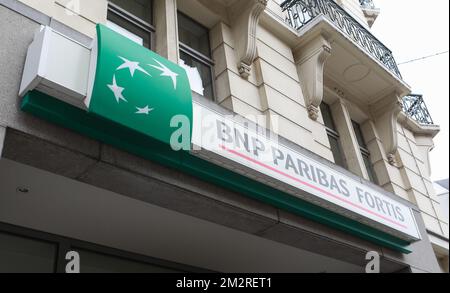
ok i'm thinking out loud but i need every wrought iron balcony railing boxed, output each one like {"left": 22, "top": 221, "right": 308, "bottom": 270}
{"left": 281, "top": 0, "right": 402, "bottom": 79}
{"left": 402, "top": 94, "right": 434, "bottom": 125}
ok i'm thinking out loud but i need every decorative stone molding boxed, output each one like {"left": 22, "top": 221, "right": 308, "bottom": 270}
{"left": 361, "top": 6, "right": 380, "bottom": 28}
{"left": 307, "top": 104, "right": 321, "bottom": 121}
{"left": 412, "top": 135, "right": 436, "bottom": 178}
{"left": 238, "top": 63, "right": 252, "bottom": 79}
{"left": 230, "top": 0, "right": 268, "bottom": 79}
{"left": 370, "top": 93, "right": 403, "bottom": 166}
{"left": 294, "top": 35, "right": 332, "bottom": 120}
{"left": 398, "top": 111, "right": 440, "bottom": 138}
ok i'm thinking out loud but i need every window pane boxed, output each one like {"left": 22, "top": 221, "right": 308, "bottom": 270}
{"left": 320, "top": 103, "right": 346, "bottom": 168}
{"left": 180, "top": 51, "right": 214, "bottom": 101}
{"left": 320, "top": 103, "right": 337, "bottom": 131}
{"left": 107, "top": 10, "right": 151, "bottom": 48}
{"left": 352, "top": 121, "right": 367, "bottom": 149}
{"left": 362, "top": 153, "right": 378, "bottom": 184}
{"left": 0, "top": 233, "right": 56, "bottom": 273}
{"left": 109, "top": 0, "right": 152, "bottom": 24}
{"left": 77, "top": 249, "right": 181, "bottom": 273}
{"left": 178, "top": 13, "right": 211, "bottom": 58}
{"left": 328, "top": 134, "right": 346, "bottom": 169}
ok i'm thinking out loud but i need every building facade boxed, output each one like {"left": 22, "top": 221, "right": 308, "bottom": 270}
{"left": 0, "top": 0, "right": 448, "bottom": 273}
{"left": 433, "top": 179, "right": 449, "bottom": 272}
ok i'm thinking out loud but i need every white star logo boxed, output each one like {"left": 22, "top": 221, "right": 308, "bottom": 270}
{"left": 117, "top": 56, "right": 151, "bottom": 77}
{"left": 107, "top": 75, "right": 127, "bottom": 103}
{"left": 135, "top": 105, "right": 154, "bottom": 115}
{"left": 149, "top": 59, "right": 178, "bottom": 90}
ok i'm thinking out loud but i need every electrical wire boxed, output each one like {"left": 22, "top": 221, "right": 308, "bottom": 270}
{"left": 397, "top": 50, "right": 449, "bottom": 66}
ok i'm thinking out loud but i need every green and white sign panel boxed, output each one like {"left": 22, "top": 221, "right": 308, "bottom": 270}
{"left": 192, "top": 102, "right": 420, "bottom": 241}
{"left": 19, "top": 24, "right": 421, "bottom": 251}
{"left": 85, "top": 24, "right": 192, "bottom": 145}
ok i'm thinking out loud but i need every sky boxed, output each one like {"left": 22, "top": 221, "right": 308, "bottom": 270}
{"left": 371, "top": 0, "right": 449, "bottom": 181}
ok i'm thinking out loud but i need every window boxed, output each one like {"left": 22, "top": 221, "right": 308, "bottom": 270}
{"left": 320, "top": 103, "right": 347, "bottom": 169}
{"left": 352, "top": 121, "right": 379, "bottom": 184}
{"left": 0, "top": 232, "right": 57, "bottom": 273}
{"left": 107, "top": 0, "right": 154, "bottom": 49}
{"left": 76, "top": 249, "right": 181, "bottom": 273}
{"left": 0, "top": 223, "right": 207, "bottom": 273}
{"left": 177, "top": 12, "right": 215, "bottom": 101}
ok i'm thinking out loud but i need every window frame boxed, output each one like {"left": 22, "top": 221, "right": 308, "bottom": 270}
{"left": 0, "top": 229, "right": 58, "bottom": 273}
{"left": 107, "top": 1, "right": 156, "bottom": 50}
{"left": 0, "top": 222, "right": 210, "bottom": 273}
{"left": 320, "top": 103, "right": 347, "bottom": 169}
{"left": 352, "top": 120, "right": 379, "bottom": 184}
{"left": 177, "top": 12, "right": 216, "bottom": 102}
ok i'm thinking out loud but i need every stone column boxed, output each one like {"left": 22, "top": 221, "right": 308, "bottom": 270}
{"left": 153, "top": 0, "right": 179, "bottom": 63}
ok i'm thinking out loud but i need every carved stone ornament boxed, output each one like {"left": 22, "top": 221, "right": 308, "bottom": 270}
{"left": 295, "top": 36, "right": 332, "bottom": 120}
{"left": 371, "top": 93, "right": 403, "bottom": 166}
{"left": 230, "top": 0, "right": 268, "bottom": 79}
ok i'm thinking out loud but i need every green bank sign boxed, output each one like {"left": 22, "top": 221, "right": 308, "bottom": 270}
{"left": 18, "top": 24, "right": 419, "bottom": 253}
{"left": 86, "top": 24, "right": 192, "bottom": 146}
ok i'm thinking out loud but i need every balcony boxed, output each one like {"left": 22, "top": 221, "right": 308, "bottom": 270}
{"left": 402, "top": 94, "right": 434, "bottom": 125}
{"left": 359, "top": 0, "right": 376, "bottom": 9}
{"left": 281, "top": 0, "right": 400, "bottom": 78}
{"left": 269, "top": 0, "right": 439, "bottom": 162}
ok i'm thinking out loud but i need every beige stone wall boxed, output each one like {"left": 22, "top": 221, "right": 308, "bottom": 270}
{"left": 211, "top": 19, "right": 334, "bottom": 161}
{"left": 18, "top": 0, "right": 107, "bottom": 37}
{"left": 354, "top": 100, "right": 448, "bottom": 238}
{"left": 396, "top": 126, "right": 449, "bottom": 238}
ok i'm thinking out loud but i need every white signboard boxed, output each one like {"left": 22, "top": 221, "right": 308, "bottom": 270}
{"left": 192, "top": 101, "right": 420, "bottom": 241}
